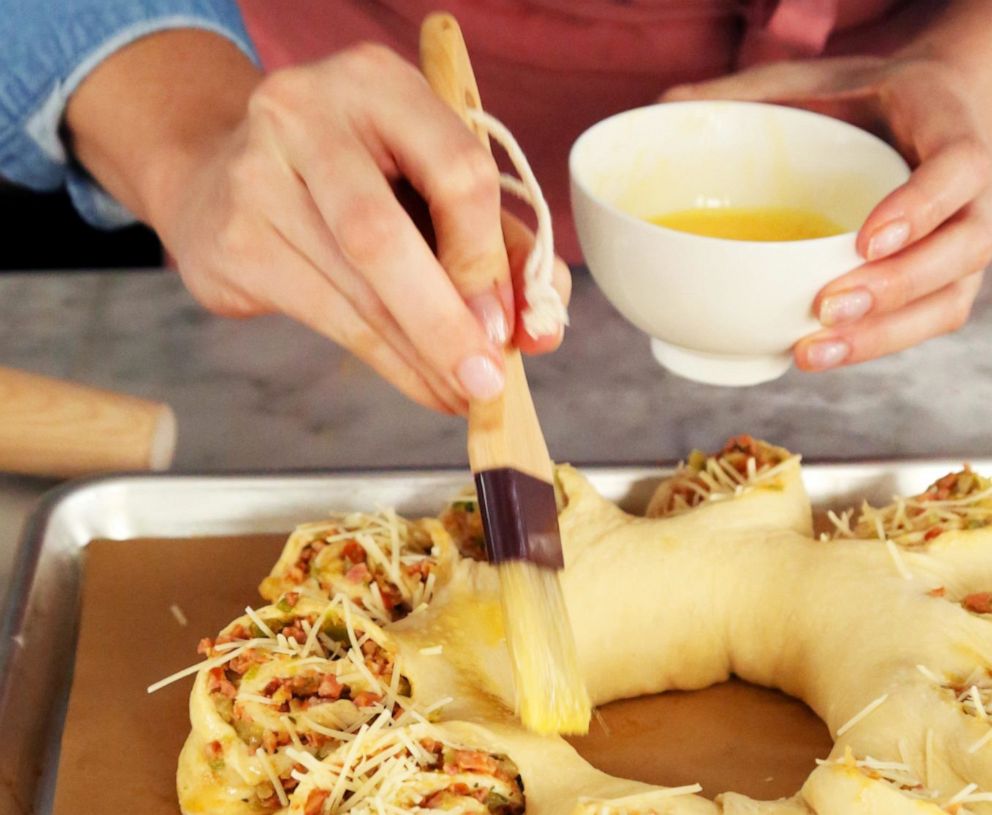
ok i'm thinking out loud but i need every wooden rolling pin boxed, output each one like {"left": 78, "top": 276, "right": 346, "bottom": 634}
{"left": 0, "top": 365, "right": 176, "bottom": 478}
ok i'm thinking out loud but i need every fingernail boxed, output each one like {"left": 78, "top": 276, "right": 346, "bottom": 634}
{"left": 867, "top": 220, "right": 910, "bottom": 261}
{"left": 467, "top": 293, "right": 509, "bottom": 346}
{"left": 456, "top": 354, "right": 504, "bottom": 401}
{"left": 805, "top": 339, "right": 851, "bottom": 370}
{"left": 819, "top": 289, "right": 873, "bottom": 326}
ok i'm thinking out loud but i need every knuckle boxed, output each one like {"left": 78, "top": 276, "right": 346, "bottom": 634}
{"left": 945, "top": 282, "right": 976, "bottom": 333}
{"left": 434, "top": 145, "right": 500, "bottom": 210}
{"left": 875, "top": 268, "right": 914, "bottom": 312}
{"left": 334, "top": 197, "right": 398, "bottom": 267}
{"left": 955, "top": 137, "right": 992, "bottom": 180}
{"left": 215, "top": 220, "right": 249, "bottom": 265}
{"left": 211, "top": 208, "right": 258, "bottom": 266}
{"left": 210, "top": 288, "right": 260, "bottom": 319}
{"left": 335, "top": 313, "right": 380, "bottom": 354}
{"left": 362, "top": 297, "right": 394, "bottom": 331}
{"left": 177, "top": 263, "right": 259, "bottom": 318}
{"left": 945, "top": 307, "right": 970, "bottom": 334}
{"left": 226, "top": 149, "right": 263, "bottom": 197}
{"left": 909, "top": 186, "right": 946, "bottom": 229}
{"left": 248, "top": 68, "right": 308, "bottom": 121}
{"left": 338, "top": 41, "right": 401, "bottom": 76}
{"left": 972, "top": 223, "right": 992, "bottom": 267}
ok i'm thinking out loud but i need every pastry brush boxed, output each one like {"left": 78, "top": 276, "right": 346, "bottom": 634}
{"left": 420, "top": 12, "right": 591, "bottom": 736}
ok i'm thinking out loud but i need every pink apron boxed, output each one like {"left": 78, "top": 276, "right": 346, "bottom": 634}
{"left": 237, "top": 0, "right": 940, "bottom": 261}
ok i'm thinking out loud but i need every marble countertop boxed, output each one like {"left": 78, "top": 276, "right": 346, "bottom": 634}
{"left": 1, "top": 267, "right": 990, "bottom": 592}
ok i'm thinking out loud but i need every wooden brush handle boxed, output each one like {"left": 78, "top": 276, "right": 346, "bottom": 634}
{"left": 0, "top": 365, "right": 176, "bottom": 478}
{"left": 420, "top": 12, "right": 554, "bottom": 483}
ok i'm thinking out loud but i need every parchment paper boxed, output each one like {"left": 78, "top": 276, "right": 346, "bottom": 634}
{"left": 52, "top": 535, "right": 832, "bottom": 814}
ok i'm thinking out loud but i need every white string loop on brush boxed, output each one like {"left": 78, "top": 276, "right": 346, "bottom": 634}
{"left": 466, "top": 108, "right": 569, "bottom": 338}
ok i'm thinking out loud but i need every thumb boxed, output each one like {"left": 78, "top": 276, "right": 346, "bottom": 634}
{"left": 662, "top": 57, "right": 883, "bottom": 105}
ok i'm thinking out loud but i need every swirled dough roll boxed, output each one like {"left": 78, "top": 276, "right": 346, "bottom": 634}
{"left": 284, "top": 721, "right": 525, "bottom": 814}
{"left": 645, "top": 436, "right": 811, "bottom": 538}
{"left": 837, "top": 469, "right": 992, "bottom": 548}
{"left": 801, "top": 752, "right": 992, "bottom": 815}
{"left": 260, "top": 512, "right": 454, "bottom": 623}
{"left": 179, "top": 595, "right": 415, "bottom": 814}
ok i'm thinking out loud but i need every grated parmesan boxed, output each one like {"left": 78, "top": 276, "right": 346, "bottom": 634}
{"left": 836, "top": 693, "right": 889, "bottom": 737}
{"left": 169, "top": 604, "right": 188, "bottom": 627}
{"left": 968, "top": 730, "right": 992, "bottom": 754}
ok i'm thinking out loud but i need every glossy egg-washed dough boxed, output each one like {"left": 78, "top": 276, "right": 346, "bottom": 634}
{"left": 177, "top": 440, "right": 992, "bottom": 815}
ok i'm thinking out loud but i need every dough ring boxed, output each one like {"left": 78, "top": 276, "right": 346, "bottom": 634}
{"left": 172, "top": 437, "right": 992, "bottom": 815}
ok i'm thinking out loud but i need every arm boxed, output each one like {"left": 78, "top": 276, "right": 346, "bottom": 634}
{"left": 664, "top": 0, "right": 992, "bottom": 371}
{"left": 0, "top": 0, "right": 257, "bottom": 225}
{"left": 65, "top": 29, "right": 260, "bottom": 230}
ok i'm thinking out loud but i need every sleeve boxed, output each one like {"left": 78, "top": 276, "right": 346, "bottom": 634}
{"left": 0, "top": 0, "right": 260, "bottom": 228}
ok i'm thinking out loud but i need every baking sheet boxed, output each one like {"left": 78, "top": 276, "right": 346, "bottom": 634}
{"left": 3, "top": 461, "right": 986, "bottom": 814}
{"left": 52, "top": 535, "right": 833, "bottom": 815}
{"left": 52, "top": 535, "right": 284, "bottom": 815}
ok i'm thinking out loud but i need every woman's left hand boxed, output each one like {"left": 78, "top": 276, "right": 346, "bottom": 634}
{"left": 663, "top": 56, "right": 991, "bottom": 371}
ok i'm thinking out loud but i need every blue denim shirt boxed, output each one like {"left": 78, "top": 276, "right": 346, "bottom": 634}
{"left": 0, "top": 0, "right": 258, "bottom": 227}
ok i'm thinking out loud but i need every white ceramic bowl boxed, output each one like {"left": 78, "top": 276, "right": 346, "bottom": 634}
{"left": 569, "top": 101, "right": 911, "bottom": 386}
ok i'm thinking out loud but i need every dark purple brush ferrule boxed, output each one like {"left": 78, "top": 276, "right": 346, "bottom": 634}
{"left": 474, "top": 468, "right": 563, "bottom": 570}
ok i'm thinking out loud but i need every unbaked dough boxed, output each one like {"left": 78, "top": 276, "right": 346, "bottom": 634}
{"left": 167, "top": 438, "right": 992, "bottom": 815}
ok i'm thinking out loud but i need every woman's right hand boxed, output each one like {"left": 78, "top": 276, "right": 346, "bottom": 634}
{"left": 69, "top": 35, "right": 570, "bottom": 414}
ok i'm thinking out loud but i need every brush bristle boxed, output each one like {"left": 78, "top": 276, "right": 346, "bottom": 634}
{"left": 497, "top": 560, "right": 591, "bottom": 735}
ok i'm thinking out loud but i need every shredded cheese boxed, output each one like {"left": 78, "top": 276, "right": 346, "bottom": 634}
{"left": 594, "top": 708, "right": 612, "bottom": 737}
{"left": 281, "top": 714, "right": 304, "bottom": 750}
{"left": 826, "top": 509, "right": 856, "bottom": 538}
{"left": 968, "top": 729, "right": 992, "bottom": 754}
{"left": 278, "top": 511, "right": 442, "bottom": 626}
{"left": 956, "top": 792, "right": 992, "bottom": 805}
{"left": 655, "top": 442, "right": 799, "bottom": 518}
{"left": 422, "top": 696, "right": 453, "bottom": 715}
{"left": 832, "top": 469, "right": 992, "bottom": 545}
{"left": 917, "top": 665, "right": 992, "bottom": 726}
{"left": 254, "top": 747, "right": 289, "bottom": 807}
{"left": 897, "top": 738, "right": 913, "bottom": 771}
{"left": 968, "top": 685, "right": 988, "bottom": 720}
{"left": 817, "top": 751, "right": 935, "bottom": 800}
{"left": 945, "top": 783, "right": 979, "bottom": 808}
{"left": 289, "top": 724, "right": 525, "bottom": 815}
{"left": 169, "top": 603, "right": 188, "bottom": 627}
{"left": 147, "top": 643, "right": 251, "bottom": 694}
{"left": 244, "top": 606, "right": 276, "bottom": 639}
{"left": 836, "top": 694, "right": 889, "bottom": 737}
{"left": 885, "top": 539, "right": 913, "bottom": 581}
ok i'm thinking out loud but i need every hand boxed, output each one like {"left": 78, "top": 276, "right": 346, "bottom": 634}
{"left": 664, "top": 56, "right": 990, "bottom": 371}
{"left": 146, "top": 43, "right": 569, "bottom": 413}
